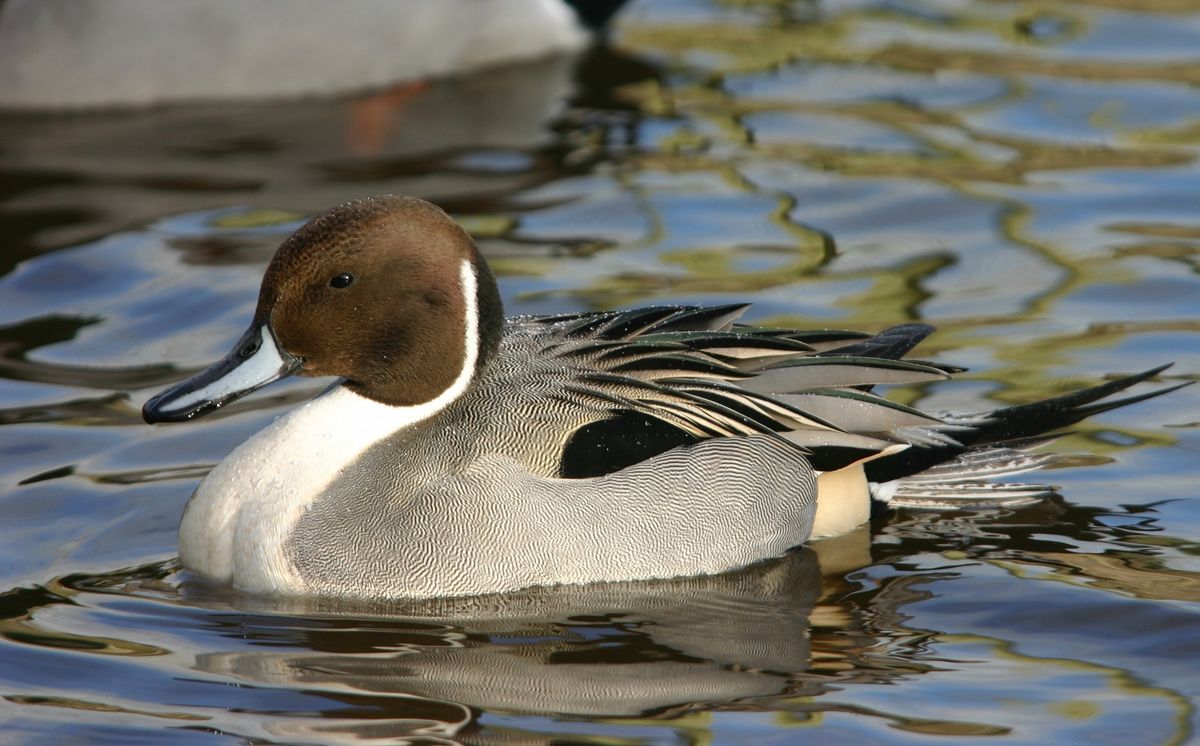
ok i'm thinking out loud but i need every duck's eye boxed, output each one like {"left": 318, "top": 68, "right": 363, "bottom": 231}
{"left": 329, "top": 273, "right": 354, "bottom": 289}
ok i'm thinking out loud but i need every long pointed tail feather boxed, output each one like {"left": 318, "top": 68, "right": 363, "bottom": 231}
{"left": 866, "top": 366, "right": 1188, "bottom": 487}
{"left": 944, "top": 364, "right": 1186, "bottom": 445}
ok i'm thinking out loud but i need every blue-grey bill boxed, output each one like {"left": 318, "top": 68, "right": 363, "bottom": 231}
{"left": 143, "top": 324, "right": 301, "bottom": 423}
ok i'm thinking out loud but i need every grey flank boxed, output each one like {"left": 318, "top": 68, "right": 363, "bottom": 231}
{"left": 288, "top": 317, "right": 817, "bottom": 597}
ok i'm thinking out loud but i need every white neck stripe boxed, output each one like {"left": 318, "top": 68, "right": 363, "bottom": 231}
{"left": 419, "top": 257, "right": 479, "bottom": 415}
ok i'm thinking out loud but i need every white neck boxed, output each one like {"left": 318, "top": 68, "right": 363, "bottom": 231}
{"left": 179, "top": 259, "right": 480, "bottom": 594}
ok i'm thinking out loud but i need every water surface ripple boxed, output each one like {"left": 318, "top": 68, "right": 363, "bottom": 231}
{"left": 1, "top": 0, "right": 1198, "bottom": 743}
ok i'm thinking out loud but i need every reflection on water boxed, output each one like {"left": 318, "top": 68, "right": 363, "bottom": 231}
{"left": 191, "top": 551, "right": 822, "bottom": 740}
{"left": 0, "top": 537, "right": 1006, "bottom": 742}
{"left": 3, "top": 550, "right": 824, "bottom": 743}
{"left": 1, "top": 0, "right": 1199, "bottom": 743}
{"left": 3, "top": 517, "right": 1194, "bottom": 744}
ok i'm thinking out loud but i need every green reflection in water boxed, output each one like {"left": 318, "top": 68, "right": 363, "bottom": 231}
{"left": 991, "top": 551, "right": 1200, "bottom": 602}
{"left": 4, "top": 694, "right": 207, "bottom": 722}
{"left": 0, "top": 0, "right": 1197, "bottom": 742}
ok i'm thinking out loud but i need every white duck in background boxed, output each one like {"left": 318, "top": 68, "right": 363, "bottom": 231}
{"left": 0, "top": 0, "right": 624, "bottom": 109}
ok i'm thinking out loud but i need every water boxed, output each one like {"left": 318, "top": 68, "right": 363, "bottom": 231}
{"left": 2, "top": 0, "right": 1199, "bottom": 743}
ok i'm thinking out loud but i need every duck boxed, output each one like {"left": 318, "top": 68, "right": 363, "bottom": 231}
{"left": 143, "top": 195, "right": 1185, "bottom": 599}
{"left": 0, "top": 0, "right": 624, "bottom": 110}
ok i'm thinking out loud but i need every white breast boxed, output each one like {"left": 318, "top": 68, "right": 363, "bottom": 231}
{"left": 178, "top": 387, "right": 417, "bottom": 592}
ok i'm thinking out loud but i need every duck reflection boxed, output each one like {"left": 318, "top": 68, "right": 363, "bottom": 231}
{"left": 36, "top": 507, "right": 1200, "bottom": 744}
{"left": 181, "top": 540, "right": 860, "bottom": 744}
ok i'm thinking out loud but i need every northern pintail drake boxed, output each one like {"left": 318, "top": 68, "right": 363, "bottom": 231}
{"left": 143, "top": 195, "right": 1185, "bottom": 599}
{"left": 0, "top": 0, "right": 621, "bottom": 109}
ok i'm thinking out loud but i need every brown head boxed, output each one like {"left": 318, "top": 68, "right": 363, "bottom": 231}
{"left": 144, "top": 195, "right": 504, "bottom": 422}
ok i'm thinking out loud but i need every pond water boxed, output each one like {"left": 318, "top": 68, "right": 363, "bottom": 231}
{"left": 2, "top": 0, "right": 1199, "bottom": 743}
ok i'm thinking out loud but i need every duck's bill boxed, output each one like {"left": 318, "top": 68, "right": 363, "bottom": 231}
{"left": 143, "top": 324, "right": 302, "bottom": 423}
